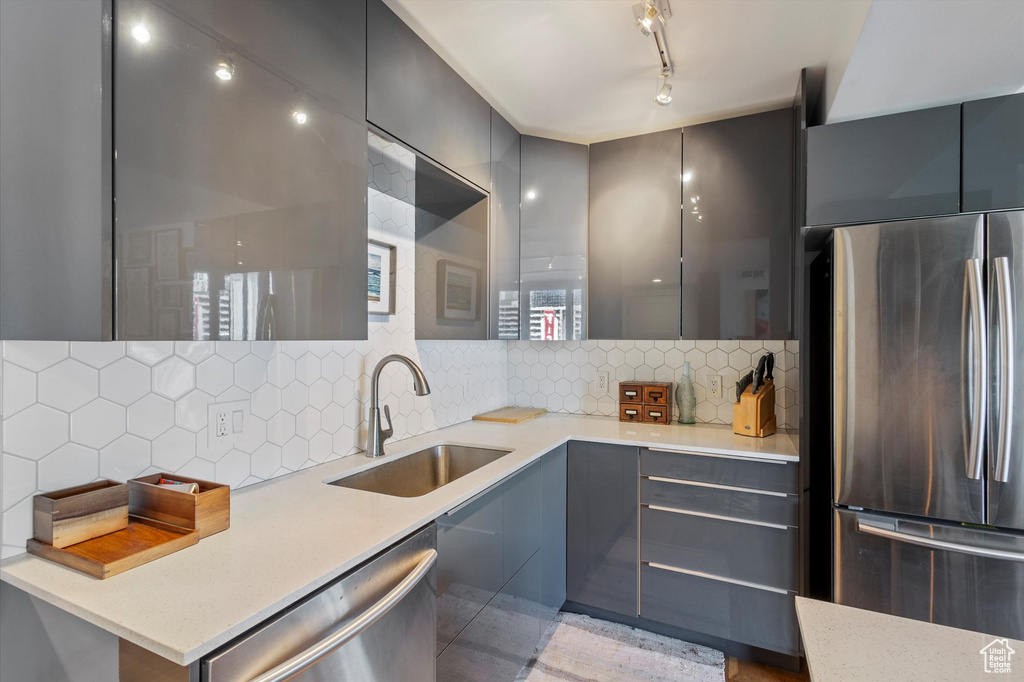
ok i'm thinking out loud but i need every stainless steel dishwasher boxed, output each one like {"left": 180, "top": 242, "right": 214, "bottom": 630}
{"left": 202, "top": 524, "right": 437, "bottom": 682}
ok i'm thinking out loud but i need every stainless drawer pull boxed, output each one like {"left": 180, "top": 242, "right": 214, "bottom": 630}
{"left": 645, "top": 504, "right": 793, "bottom": 531}
{"left": 249, "top": 548, "right": 438, "bottom": 682}
{"left": 643, "top": 475, "right": 791, "bottom": 498}
{"left": 646, "top": 447, "right": 790, "bottom": 465}
{"left": 645, "top": 561, "right": 791, "bottom": 596}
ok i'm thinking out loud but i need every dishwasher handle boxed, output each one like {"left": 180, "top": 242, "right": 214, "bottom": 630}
{"left": 248, "top": 548, "right": 438, "bottom": 682}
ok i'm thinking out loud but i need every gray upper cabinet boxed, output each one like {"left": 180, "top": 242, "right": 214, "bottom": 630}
{"left": 114, "top": 0, "right": 368, "bottom": 340}
{"left": 0, "top": 0, "right": 111, "bottom": 340}
{"left": 490, "top": 110, "right": 521, "bottom": 340}
{"left": 589, "top": 130, "right": 682, "bottom": 340}
{"left": 520, "top": 136, "right": 589, "bottom": 340}
{"left": 806, "top": 104, "right": 960, "bottom": 226}
{"left": 962, "top": 93, "right": 1024, "bottom": 212}
{"left": 681, "top": 108, "right": 794, "bottom": 340}
{"left": 367, "top": 0, "right": 490, "bottom": 190}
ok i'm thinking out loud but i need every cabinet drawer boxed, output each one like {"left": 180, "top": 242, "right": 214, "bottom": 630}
{"left": 643, "top": 405, "right": 670, "bottom": 424}
{"left": 619, "top": 405, "right": 643, "bottom": 422}
{"left": 642, "top": 385, "right": 670, "bottom": 406}
{"left": 619, "top": 384, "right": 644, "bottom": 404}
{"left": 640, "top": 563, "right": 799, "bottom": 655}
{"left": 641, "top": 506, "right": 797, "bottom": 592}
{"left": 641, "top": 476, "right": 797, "bottom": 527}
{"left": 641, "top": 448, "right": 797, "bottom": 494}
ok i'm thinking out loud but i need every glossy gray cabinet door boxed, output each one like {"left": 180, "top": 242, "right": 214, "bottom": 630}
{"left": 566, "top": 441, "right": 638, "bottom": 616}
{"left": 490, "top": 110, "right": 521, "bottom": 340}
{"left": 436, "top": 481, "right": 505, "bottom": 655}
{"left": 540, "top": 444, "right": 568, "bottom": 608}
{"left": 963, "top": 93, "right": 1024, "bottom": 212}
{"left": 114, "top": 0, "right": 367, "bottom": 340}
{"left": 366, "top": 0, "right": 489, "bottom": 189}
{"left": 681, "top": 108, "right": 794, "bottom": 340}
{"left": 806, "top": 104, "right": 960, "bottom": 226}
{"left": 589, "top": 129, "right": 681, "bottom": 339}
{"left": 520, "top": 136, "right": 589, "bottom": 340}
{"left": 0, "top": 0, "right": 111, "bottom": 340}
{"left": 504, "top": 461, "right": 542, "bottom": 583}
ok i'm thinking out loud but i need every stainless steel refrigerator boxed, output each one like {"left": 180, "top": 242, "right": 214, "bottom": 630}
{"left": 832, "top": 211, "right": 1024, "bottom": 639}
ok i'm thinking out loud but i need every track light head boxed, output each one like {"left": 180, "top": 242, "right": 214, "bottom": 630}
{"left": 655, "top": 78, "right": 672, "bottom": 106}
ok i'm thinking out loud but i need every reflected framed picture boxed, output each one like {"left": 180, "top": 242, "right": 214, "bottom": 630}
{"left": 368, "top": 239, "right": 396, "bottom": 315}
{"left": 155, "top": 229, "right": 182, "bottom": 281}
{"left": 125, "top": 231, "right": 153, "bottom": 267}
{"left": 123, "top": 267, "right": 152, "bottom": 338}
{"left": 437, "top": 260, "right": 480, "bottom": 321}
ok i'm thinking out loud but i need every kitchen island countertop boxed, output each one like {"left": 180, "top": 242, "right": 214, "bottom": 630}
{"left": 1, "top": 414, "right": 797, "bottom": 666}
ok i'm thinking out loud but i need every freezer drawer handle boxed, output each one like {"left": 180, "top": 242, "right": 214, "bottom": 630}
{"left": 247, "top": 548, "right": 438, "bottom": 682}
{"left": 993, "top": 256, "right": 1015, "bottom": 483}
{"left": 962, "top": 259, "right": 988, "bottom": 480}
{"left": 856, "top": 520, "right": 1024, "bottom": 563}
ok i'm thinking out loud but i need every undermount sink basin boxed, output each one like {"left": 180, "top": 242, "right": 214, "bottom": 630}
{"left": 328, "top": 444, "right": 513, "bottom": 498}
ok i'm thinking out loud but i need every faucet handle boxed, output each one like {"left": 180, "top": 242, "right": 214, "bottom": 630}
{"left": 381, "top": 404, "right": 394, "bottom": 439}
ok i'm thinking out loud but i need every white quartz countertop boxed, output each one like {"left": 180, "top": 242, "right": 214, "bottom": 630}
{"left": 0, "top": 414, "right": 797, "bottom": 666}
{"left": 796, "top": 597, "right": 1023, "bottom": 681}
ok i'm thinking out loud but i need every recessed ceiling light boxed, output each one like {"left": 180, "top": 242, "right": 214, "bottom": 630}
{"left": 682, "top": 172, "right": 692, "bottom": 183}
{"left": 293, "top": 110, "right": 308, "bottom": 125}
{"left": 131, "top": 24, "right": 150, "bottom": 44}
{"left": 214, "top": 59, "right": 235, "bottom": 81}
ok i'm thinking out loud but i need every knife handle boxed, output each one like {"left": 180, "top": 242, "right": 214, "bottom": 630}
{"left": 764, "top": 352, "right": 774, "bottom": 381}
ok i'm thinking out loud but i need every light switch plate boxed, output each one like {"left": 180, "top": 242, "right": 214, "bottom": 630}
{"left": 208, "top": 400, "right": 250, "bottom": 447}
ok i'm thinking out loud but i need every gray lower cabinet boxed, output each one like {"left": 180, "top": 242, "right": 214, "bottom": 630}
{"left": 566, "top": 441, "right": 638, "bottom": 617}
{"left": 806, "top": 104, "right": 961, "bottom": 226}
{"left": 589, "top": 129, "right": 682, "bottom": 340}
{"left": 436, "top": 448, "right": 566, "bottom": 679}
{"left": 367, "top": 0, "right": 490, "bottom": 189}
{"left": 639, "top": 448, "right": 800, "bottom": 656}
{"left": 962, "top": 93, "right": 1024, "bottom": 212}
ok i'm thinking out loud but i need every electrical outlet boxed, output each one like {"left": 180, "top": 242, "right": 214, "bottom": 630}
{"left": 595, "top": 371, "right": 609, "bottom": 395}
{"left": 461, "top": 369, "right": 471, "bottom": 400}
{"left": 708, "top": 375, "right": 723, "bottom": 400}
{"left": 208, "top": 400, "right": 250, "bottom": 447}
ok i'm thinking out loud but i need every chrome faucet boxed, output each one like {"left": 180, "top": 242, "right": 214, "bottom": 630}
{"left": 367, "top": 354, "right": 431, "bottom": 458}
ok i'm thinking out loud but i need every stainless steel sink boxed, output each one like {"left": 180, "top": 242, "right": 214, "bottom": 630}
{"left": 328, "top": 444, "right": 513, "bottom": 497}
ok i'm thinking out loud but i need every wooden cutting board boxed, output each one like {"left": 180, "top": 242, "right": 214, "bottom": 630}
{"left": 472, "top": 407, "right": 547, "bottom": 423}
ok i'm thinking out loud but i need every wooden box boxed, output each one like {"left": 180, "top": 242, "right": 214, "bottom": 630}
{"left": 733, "top": 379, "right": 777, "bottom": 438}
{"left": 33, "top": 480, "right": 128, "bottom": 549}
{"left": 129, "top": 474, "right": 229, "bottom": 539}
{"left": 620, "top": 404, "right": 643, "bottom": 422}
{"left": 619, "top": 383, "right": 644, "bottom": 404}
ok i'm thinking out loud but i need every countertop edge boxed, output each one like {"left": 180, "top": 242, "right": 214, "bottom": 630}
{"left": 1, "top": 416, "right": 798, "bottom": 666}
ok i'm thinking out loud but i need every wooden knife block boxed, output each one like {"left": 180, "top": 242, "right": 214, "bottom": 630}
{"left": 733, "top": 379, "right": 777, "bottom": 438}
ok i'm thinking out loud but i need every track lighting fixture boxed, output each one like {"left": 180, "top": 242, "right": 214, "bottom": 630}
{"left": 655, "top": 77, "right": 672, "bottom": 106}
{"left": 633, "top": 0, "right": 669, "bottom": 36}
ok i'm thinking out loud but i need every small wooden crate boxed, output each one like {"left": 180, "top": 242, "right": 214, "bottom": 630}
{"left": 129, "top": 474, "right": 229, "bottom": 539}
{"left": 619, "top": 382, "right": 673, "bottom": 424}
{"left": 33, "top": 480, "right": 128, "bottom": 549}
{"left": 733, "top": 379, "right": 777, "bottom": 438}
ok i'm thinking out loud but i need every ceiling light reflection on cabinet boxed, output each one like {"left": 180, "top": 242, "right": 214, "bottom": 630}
{"left": 214, "top": 59, "right": 235, "bottom": 81}
{"left": 682, "top": 172, "right": 692, "bottom": 183}
{"left": 526, "top": 190, "right": 537, "bottom": 200}
{"left": 293, "top": 110, "right": 308, "bottom": 125}
{"left": 131, "top": 24, "right": 150, "bottom": 44}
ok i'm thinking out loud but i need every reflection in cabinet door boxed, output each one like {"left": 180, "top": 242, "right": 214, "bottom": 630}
{"left": 114, "top": 0, "right": 368, "bottom": 340}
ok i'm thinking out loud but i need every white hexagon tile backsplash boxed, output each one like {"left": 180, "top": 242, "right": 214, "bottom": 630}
{"left": 0, "top": 131, "right": 799, "bottom": 558}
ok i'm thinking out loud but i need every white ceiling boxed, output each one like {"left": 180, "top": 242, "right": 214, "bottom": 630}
{"left": 826, "top": 0, "right": 1024, "bottom": 123}
{"left": 386, "top": 0, "right": 872, "bottom": 143}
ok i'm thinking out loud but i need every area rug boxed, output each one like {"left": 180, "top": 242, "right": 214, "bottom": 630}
{"left": 517, "top": 612, "right": 726, "bottom": 682}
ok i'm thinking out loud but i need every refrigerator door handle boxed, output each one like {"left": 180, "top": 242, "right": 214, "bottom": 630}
{"left": 993, "top": 256, "right": 1015, "bottom": 483}
{"left": 857, "top": 518, "right": 1024, "bottom": 562}
{"left": 963, "top": 259, "right": 988, "bottom": 480}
